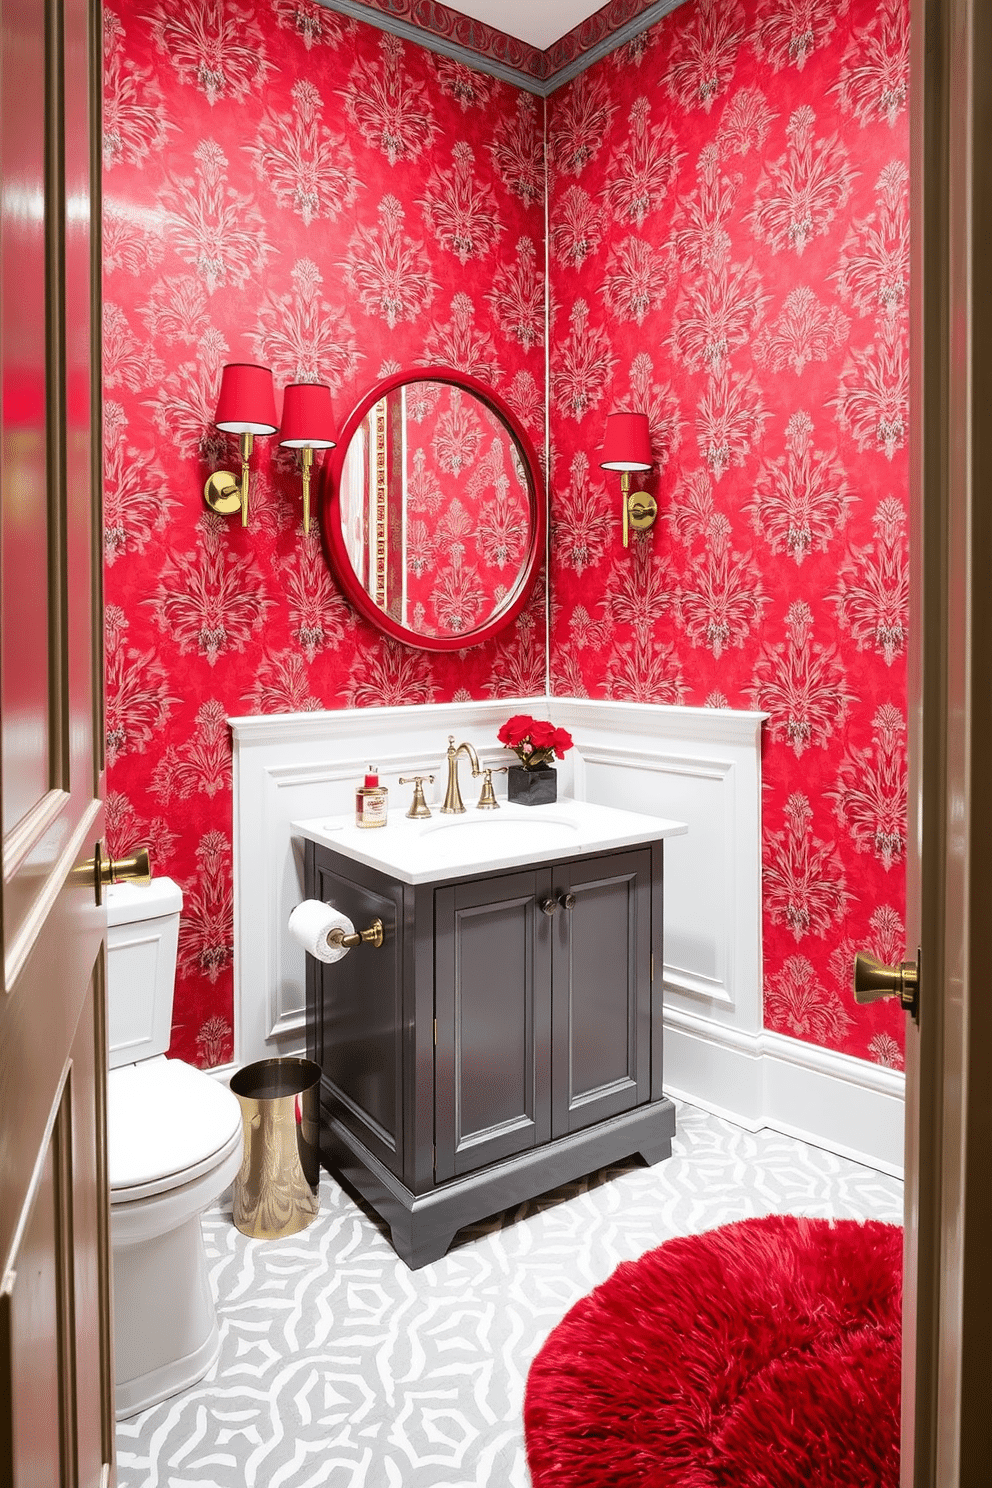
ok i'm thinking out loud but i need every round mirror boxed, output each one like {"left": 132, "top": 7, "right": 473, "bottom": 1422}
{"left": 321, "top": 369, "right": 544, "bottom": 651}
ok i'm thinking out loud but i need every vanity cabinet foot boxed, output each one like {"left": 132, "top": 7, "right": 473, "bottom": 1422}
{"left": 637, "top": 1135, "right": 674, "bottom": 1167}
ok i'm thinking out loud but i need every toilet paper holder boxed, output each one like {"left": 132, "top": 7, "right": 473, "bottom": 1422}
{"left": 328, "top": 917, "right": 384, "bottom": 951}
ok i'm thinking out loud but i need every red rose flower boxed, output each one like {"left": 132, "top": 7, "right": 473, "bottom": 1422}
{"left": 528, "top": 720, "right": 557, "bottom": 749}
{"left": 497, "top": 714, "right": 538, "bottom": 749}
{"left": 551, "top": 727, "right": 573, "bottom": 758}
{"left": 497, "top": 714, "right": 574, "bottom": 769}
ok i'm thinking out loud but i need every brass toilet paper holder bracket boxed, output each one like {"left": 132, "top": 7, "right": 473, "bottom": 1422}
{"left": 327, "top": 917, "right": 384, "bottom": 951}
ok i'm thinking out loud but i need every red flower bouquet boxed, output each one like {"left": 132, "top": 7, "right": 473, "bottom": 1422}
{"left": 497, "top": 714, "right": 573, "bottom": 771}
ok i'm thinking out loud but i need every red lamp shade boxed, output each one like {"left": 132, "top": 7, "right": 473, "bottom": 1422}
{"left": 599, "top": 411, "right": 652, "bottom": 472}
{"left": 214, "top": 363, "right": 278, "bottom": 435}
{"left": 279, "top": 382, "right": 337, "bottom": 449}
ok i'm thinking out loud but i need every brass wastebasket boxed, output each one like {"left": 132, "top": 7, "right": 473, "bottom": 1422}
{"left": 229, "top": 1058, "right": 321, "bottom": 1239}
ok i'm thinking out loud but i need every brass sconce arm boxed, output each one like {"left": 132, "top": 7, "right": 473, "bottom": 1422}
{"left": 620, "top": 469, "right": 631, "bottom": 548}
{"left": 300, "top": 446, "right": 314, "bottom": 534}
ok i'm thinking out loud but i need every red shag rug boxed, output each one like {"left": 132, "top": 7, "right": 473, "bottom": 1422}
{"left": 524, "top": 1214, "right": 901, "bottom": 1488}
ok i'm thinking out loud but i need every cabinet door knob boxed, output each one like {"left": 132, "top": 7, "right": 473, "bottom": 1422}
{"left": 558, "top": 892, "right": 576, "bottom": 910}
{"left": 539, "top": 896, "right": 559, "bottom": 916}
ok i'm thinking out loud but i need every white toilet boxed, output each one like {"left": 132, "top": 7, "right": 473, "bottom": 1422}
{"left": 106, "top": 878, "right": 243, "bottom": 1420}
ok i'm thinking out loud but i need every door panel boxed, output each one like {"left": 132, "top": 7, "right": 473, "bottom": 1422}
{"left": 551, "top": 850, "right": 651, "bottom": 1138}
{"left": 0, "top": 0, "right": 52, "bottom": 837}
{"left": 0, "top": 0, "right": 110, "bottom": 1479}
{"left": 5, "top": 974, "right": 105, "bottom": 1488}
{"left": 435, "top": 870, "right": 551, "bottom": 1182}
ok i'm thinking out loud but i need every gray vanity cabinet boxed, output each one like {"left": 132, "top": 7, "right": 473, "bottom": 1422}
{"left": 304, "top": 837, "right": 675, "bottom": 1269}
{"left": 433, "top": 848, "right": 652, "bottom": 1183}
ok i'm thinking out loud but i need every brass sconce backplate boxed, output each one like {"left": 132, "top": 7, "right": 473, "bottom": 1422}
{"left": 203, "top": 470, "right": 242, "bottom": 515}
{"left": 627, "top": 490, "right": 658, "bottom": 534}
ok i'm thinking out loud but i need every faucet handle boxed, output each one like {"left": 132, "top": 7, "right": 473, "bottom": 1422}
{"left": 476, "top": 766, "right": 508, "bottom": 811}
{"left": 399, "top": 775, "right": 434, "bottom": 819}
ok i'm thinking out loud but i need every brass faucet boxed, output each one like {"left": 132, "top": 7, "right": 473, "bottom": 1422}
{"left": 441, "top": 735, "right": 481, "bottom": 814}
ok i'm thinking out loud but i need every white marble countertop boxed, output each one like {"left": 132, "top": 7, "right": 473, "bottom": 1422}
{"left": 293, "top": 798, "right": 688, "bottom": 885}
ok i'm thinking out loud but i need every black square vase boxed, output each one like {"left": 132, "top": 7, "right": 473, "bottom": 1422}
{"left": 507, "top": 765, "right": 557, "bottom": 806}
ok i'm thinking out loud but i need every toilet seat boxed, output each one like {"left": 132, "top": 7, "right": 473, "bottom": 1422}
{"left": 109, "top": 1057, "right": 242, "bottom": 1202}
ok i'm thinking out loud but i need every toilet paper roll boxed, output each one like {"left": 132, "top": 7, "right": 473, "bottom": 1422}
{"left": 288, "top": 900, "right": 356, "bottom": 964}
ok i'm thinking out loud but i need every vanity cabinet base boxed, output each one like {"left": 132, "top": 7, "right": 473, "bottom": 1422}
{"left": 320, "top": 1095, "right": 677, "bottom": 1270}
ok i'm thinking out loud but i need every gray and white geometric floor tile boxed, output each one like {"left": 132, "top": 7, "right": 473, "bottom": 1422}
{"left": 116, "top": 1101, "right": 904, "bottom": 1488}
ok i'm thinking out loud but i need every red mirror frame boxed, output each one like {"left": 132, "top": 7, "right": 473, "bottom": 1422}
{"left": 320, "top": 367, "right": 546, "bottom": 653}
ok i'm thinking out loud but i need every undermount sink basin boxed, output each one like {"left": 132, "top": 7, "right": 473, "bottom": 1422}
{"left": 419, "top": 814, "right": 579, "bottom": 854}
{"left": 293, "top": 798, "right": 687, "bottom": 885}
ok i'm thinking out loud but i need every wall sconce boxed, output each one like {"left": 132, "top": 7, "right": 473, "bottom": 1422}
{"left": 278, "top": 383, "right": 337, "bottom": 535}
{"left": 203, "top": 363, "right": 279, "bottom": 528}
{"left": 599, "top": 411, "right": 656, "bottom": 548}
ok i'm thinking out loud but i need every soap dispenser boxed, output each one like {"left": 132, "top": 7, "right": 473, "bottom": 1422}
{"left": 356, "top": 766, "right": 388, "bottom": 828}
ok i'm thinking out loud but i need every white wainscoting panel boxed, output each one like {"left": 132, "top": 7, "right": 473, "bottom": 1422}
{"left": 553, "top": 700, "right": 765, "bottom": 1040}
{"left": 230, "top": 697, "right": 903, "bottom": 1176}
{"left": 583, "top": 747, "right": 736, "bottom": 1005}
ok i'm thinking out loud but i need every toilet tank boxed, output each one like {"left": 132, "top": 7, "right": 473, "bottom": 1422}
{"left": 106, "top": 878, "right": 183, "bottom": 1070}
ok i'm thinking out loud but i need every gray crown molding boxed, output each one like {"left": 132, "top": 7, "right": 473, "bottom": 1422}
{"left": 543, "top": 0, "right": 686, "bottom": 93}
{"left": 317, "top": 0, "right": 547, "bottom": 94}
{"left": 317, "top": 0, "right": 688, "bottom": 96}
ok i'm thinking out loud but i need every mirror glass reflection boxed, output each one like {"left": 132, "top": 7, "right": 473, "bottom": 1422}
{"left": 337, "top": 380, "right": 533, "bottom": 640}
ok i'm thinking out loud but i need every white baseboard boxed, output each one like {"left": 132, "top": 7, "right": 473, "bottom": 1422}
{"left": 664, "top": 1005, "right": 905, "bottom": 1177}
{"left": 207, "top": 1030, "right": 903, "bottom": 1182}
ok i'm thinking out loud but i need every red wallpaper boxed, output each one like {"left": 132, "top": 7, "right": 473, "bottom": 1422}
{"left": 102, "top": 1, "right": 546, "bottom": 1066}
{"left": 105, "top": 0, "right": 910, "bottom": 1076}
{"left": 547, "top": 0, "right": 910, "bottom": 1067}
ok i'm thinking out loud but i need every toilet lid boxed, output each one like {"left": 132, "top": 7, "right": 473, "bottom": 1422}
{"left": 108, "top": 1058, "right": 242, "bottom": 1194}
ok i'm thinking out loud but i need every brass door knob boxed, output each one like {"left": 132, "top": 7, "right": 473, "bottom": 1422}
{"left": 853, "top": 951, "right": 919, "bottom": 1015}
{"left": 103, "top": 847, "right": 152, "bottom": 886}
{"left": 78, "top": 843, "right": 151, "bottom": 905}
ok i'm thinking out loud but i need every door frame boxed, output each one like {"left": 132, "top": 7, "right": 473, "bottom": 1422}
{"left": 905, "top": 1, "right": 992, "bottom": 1480}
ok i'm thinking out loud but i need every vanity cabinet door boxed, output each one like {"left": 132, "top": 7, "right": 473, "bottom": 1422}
{"left": 550, "top": 848, "right": 652, "bottom": 1138}
{"left": 434, "top": 869, "right": 552, "bottom": 1182}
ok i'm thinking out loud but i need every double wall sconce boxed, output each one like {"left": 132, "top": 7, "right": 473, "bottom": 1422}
{"left": 599, "top": 411, "right": 656, "bottom": 548}
{"left": 203, "top": 363, "right": 336, "bottom": 534}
